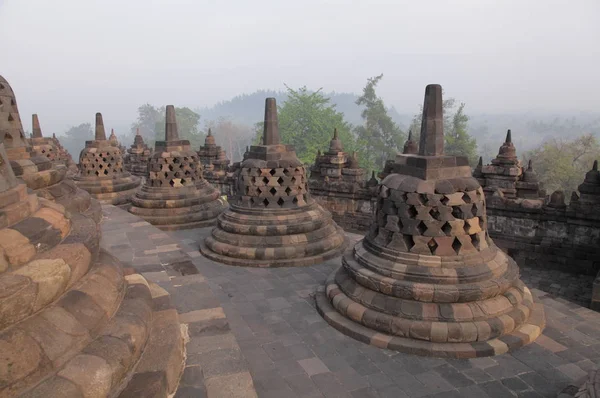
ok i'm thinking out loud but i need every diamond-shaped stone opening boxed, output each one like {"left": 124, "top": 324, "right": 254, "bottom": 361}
{"left": 298, "top": 185, "right": 304, "bottom": 193}
{"left": 285, "top": 186, "right": 292, "bottom": 195}
{"left": 41, "top": 149, "right": 46, "bottom": 153}
{"left": 169, "top": 179, "right": 175, "bottom": 187}
{"left": 407, "top": 206, "right": 418, "bottom": 218}
{"left": 403, "top": 234, "right": 415, "bottom": 250}
{"left": 283, "top": 168, "right": 291, "bottom": 176}
{"left": 183, "top": 157, "right": 188, "bottom": 161}
{"left": 293, "top": 196, "right": 298, "bottom": 204}
{"left": 164, "top": 172, "right": 169, "bottom": 178}
{"left": 479, "top": 217, "right": 485, "bottom": 230}
{"left": 99, "top": 164, "right": 104, "bottom": 169}
{"left": 452, "top": 237, "right": 462, "bottom": 254}
{"left": 442, "top": 222, "right": 452, "bottom": 235}
{"left": 263, "top": 176, "right": 270, "bottom": 184}
{"left": 168, "top": 164, "right": 174, "bottom": 171}
{"left": 263, "top": 198, "right": 269, "bottom": 207}
{"left": 184, "top": 170, "right": 191, "bottom": 176}
{"left": 173, "top": 158, "right": 180, "bottom": 164}
{"left": 8, "top": 114, "right": 14, "bottom": 122}
{"left": 419, "top": 194, "right": 428, "bottom": 205}
{"left": 291, "top": 176, "right": 297, "bottom": 184}
{"left": 462, "top": 193, "right": 472, "bottom": 204}
{"left": 472, "top": 203, "right": 479, "bottom": 216}
{"left": 417, "top": 221, "right": 427, "bottom": 235}
{"left": 95, "top": 170, "right": 100, "bottom": 176}
{"left": 277, "top": 197, "right": 285, "bottom": 206}
{"left": 277, "top": 177, "right": 284, "bottom": 185}
{"left": 103, "top": 169, "right": 108, "bottom": 175}
{"left": 181, "top": 178, "right": 186, "bottom": 185}
{"left": 427, "top": 238, "right": 438, "bottom": 254}
{"left": 452, "top": 206, "right": 463, "bottom": 219}
{"left": 429, "top": 208, "right": 440, "bottom": 220}
{"left": 471, "top": 233, "right": 481, "bottom": 250}
{"left": 440, "top": 196, "right": 450, "bottom": 205}
{"left": 269, "top": 169, "right": 276, "bottom": 176}
{"left": 269, "top": 187, "right": 277, "bottom": 195}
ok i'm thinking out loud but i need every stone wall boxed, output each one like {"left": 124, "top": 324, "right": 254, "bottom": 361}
{"left": 311, "top": 191, "right": 375, "bottom": 233}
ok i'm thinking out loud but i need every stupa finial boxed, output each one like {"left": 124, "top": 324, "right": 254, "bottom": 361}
{"left": 418, "top": 84, "right": 444, "bottom": 156}
{"left": 95, "top": 113, "right": 106, "bottom": 141}
{"left": 263, "top": 98, "right": 280, "bottom": 145}
{"left": 32, "top": 114, "right": 43, "bottom": 138}
{"left": 165, "top": 105, "right": 179, "bottom": 141}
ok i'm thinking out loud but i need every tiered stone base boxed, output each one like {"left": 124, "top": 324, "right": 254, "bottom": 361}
{"left": 73, "top": 174, "right": 141, "bottom": 207}
{"left": 315, "top": 244, "right": 546, "bottom": 358}
{"left": 0, "top": 203, "right": 184, "bottom": 396}
{"left": 128, "top": 182, "right": 226, "bottom": 231}
{"left": 200, "top": 202, "right": 348, "bottom": 267}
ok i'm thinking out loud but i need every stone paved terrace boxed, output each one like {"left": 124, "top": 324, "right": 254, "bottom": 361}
{"left": 101, "top": 205, "right": 600, "bottom": 398}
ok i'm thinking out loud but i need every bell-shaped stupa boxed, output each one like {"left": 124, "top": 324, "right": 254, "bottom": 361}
{"left": 128, "top": 105, "right": 226, "bottom": 230}
{"left": 51, "top": 132, "right": 79, "bottom": 176}
{"left": 73, "top": 113, "right": 141, "bottom": 207}
{"left": 124, "top": 128, "right": 152, "bottom": 179}
{"left": 200, "top": 98, "right": 347, "bottom": 267}
{"left": 0, "top": 138, "right": 184, "bottom": 397}
{"left": 0, "top": 75, "right": 100, "bottom": 219}
{"left": 316, "top": 85, "right": 545, "bottom": 358}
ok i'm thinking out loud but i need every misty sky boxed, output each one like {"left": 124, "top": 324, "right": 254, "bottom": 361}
{"left": 1, "top": 0, "right": 599, "bottom": 134}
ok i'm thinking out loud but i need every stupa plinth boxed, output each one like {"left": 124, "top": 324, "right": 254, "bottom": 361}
{"left": 316, "top": 84, "right": 545, "bottom": 358}
{"left": 73, "top": 113, "right": 141, "bottom": 207}
{"left": 128, "top": 105, "right": 226, "bottom": 230}
{"left": 0, "top": 76, "right": 100, "bottom": 220}
{"left": 124, "top": 128, "right": 152, "bottom": 179}
{"left": 200, "top": 98, "right": 347, "bottom": 267}
{"left": 197, "top": 128, "right": 232, "bottom": 195}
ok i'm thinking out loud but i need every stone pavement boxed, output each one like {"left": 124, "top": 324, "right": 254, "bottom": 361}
{"left": 102, "top": 205, "right": 600, "bottom": 398}
{"left": 519, "top": 266, "right": 594, "bottom": 308}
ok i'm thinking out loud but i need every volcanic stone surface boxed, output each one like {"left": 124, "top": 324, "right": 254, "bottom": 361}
{"left": 73, "top": 112, "right": 141, "bottom": 207}
{"left": 200, "top": 98, "right": 347, "bottom": 267}
{"left": 0, "top": 75, "right": 101, "bottom": 220}
{"left": 128, "top": 105, "right": 226, "bottom": 230}
{"left": 316, "top": 84, "right": 545, "bottom": 358}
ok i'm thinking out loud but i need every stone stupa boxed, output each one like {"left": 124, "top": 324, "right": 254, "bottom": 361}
{"left": 0, "top": 75, "right": 100, "bottom": 219}
{"left": 51, "top": 132, "right": 79, "bottom": 176}
{"left": 128, "top": 105, "right": 226, "bottom": 230}
{"left": 124, "top": 128, "right": 152, "bottom": 179}
{"left": 316, "top": 84, "right": 545, "bottom": 358}
{"left": 73, "top": 113, "right": 141, "bottom": 207}
{"left": 200, "top": 98, "right": 347, "bottom": 267}
{"left": 0, "top": 138, "right": 184, "bottom": 397}
{"left": 197, "top": 128, "right": 231, "bottom": 195}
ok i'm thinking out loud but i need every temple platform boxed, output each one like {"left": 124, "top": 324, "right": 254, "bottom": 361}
{"left": 101, "top": 204, "right": 600, "bottom": 398}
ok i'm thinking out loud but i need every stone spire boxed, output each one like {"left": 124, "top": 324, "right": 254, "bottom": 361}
{"left": 95, "top": 113, "right": 106, "bottom": 140}
{"left": 205, "top": 128, "right": 216, "bottom": 146}
{"left": 263, "top": 98, "right": 280, "bottom": 145}
{"left": 496, "top": 129, "right": 518, "bottom": 163}
{"left": 165, "top": 105, "right": 179, "bottom": 141}
{"left": 32, "top": 114, "right": 43, "bottom": 138}
{"left": 573, "top": 160, "right": 600, "bottom": 208}
{"left": 403, "top": 129, "right": 418, "bottom": 155}
{"left": 328, "top": 128, "right": 343, "bottom": 153}
{"left": 418, "top": 84, "right": 444, "bottom": 156}
{"left": 133, "top": 127, "right": 144, "bottom": 146}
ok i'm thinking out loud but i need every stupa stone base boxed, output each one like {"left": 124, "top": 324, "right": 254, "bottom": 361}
{"left": 200, "top": 202, "right": 348, "bottom": 267}
{"left": 73, "top": 174, "right": 141, "bottom": 206}
{"left": 316, "top": 251, "right": 546, "bottom": 358}
{"left": 129, "top": 183, "right": 226, "bottom": 230}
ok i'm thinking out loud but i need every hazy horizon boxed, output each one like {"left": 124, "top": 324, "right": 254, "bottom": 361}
{"left": 1, "top": 0, "right": 599, "bottom": 134}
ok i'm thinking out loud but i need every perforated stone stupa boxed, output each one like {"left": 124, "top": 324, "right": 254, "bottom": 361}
{"left": 316, "top": 84, "right": 545, "bottom": 358}
{"left": 0, "top": 140, "right": 184, "bottom": 397}
{"left": 197, "top": 128, "right": 232, "bottom": 195}
{"left": 124, "top": 128, "right": 152, "bottom": 179}
{"left": 51, "top": 133, "right": 78, "bottom": 176}
{"left": 200, "top": 98, "right": 347, "bottom": 267}
{"left": 128, "top": 105, "right": 226, "bottom": 230}
{"left": 0, "top": 75, "right": 100, "bottom": 219}
{"left": 73, "top": 113, "right": 141, "bottom": 207}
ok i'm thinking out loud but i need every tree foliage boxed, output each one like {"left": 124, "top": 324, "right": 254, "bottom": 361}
{"left": 252, "top": 86, "right": 356, "bottom": 164}
{"left": 59, "top": 123, "right": 93, "bottom": 162}
{"left": 524, "top": 133, "right": 600, "bottom": 196}
{"left": 354, "top": 74, "right": 405, "bottom": 173}
{"left": 203, "top": 117, "right": 255, "bottom": 162}
{"left": 131, "top": 105, "right": 203, "bottom": 149}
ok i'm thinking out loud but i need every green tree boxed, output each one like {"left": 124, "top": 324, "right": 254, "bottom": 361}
{"left": 445, "top": 103, "right": 478, "bottom": 166}
{"left": 130, "top": 104, "right": 162, "bottom": 144}
{"left": 524, "top": 133, "right": 600, "bottom": 197}
{"left": 251, "top": 86, "right": 356, "bottom": 164}
{"left": 58, "top": 123, "right": 93, "bottom": 162}
{"left": 354, "top": 74, "right": 405, "bottom": 172}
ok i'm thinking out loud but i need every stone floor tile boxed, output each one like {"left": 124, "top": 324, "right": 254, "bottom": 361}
{"left": 299, "top": 357, "right": 331, "bottom": 376}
